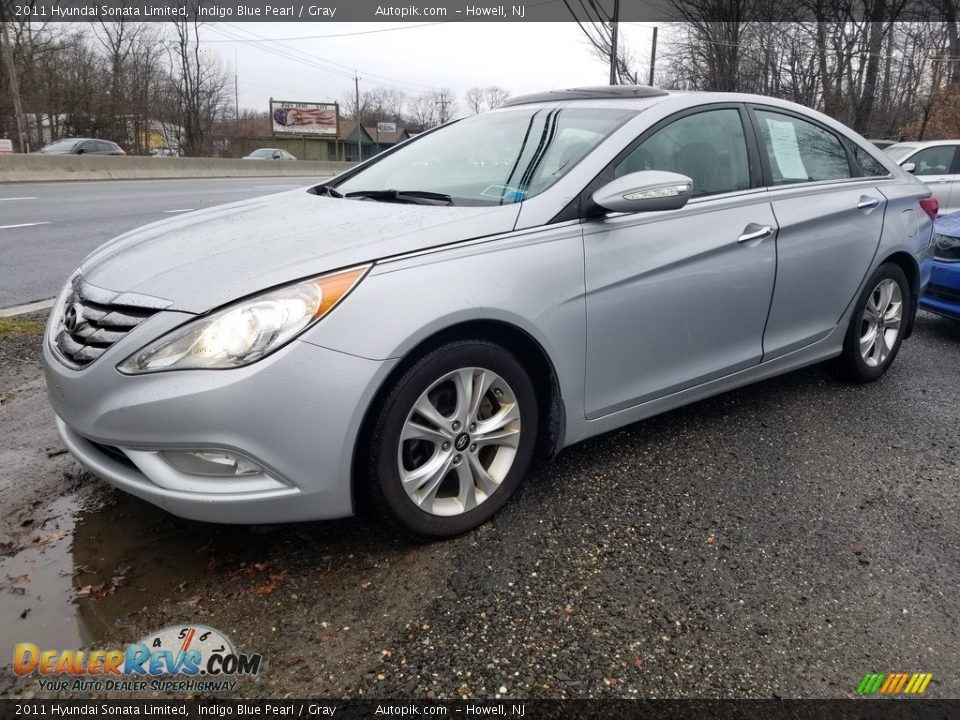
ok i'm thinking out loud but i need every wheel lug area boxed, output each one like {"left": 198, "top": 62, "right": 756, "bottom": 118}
{"left": 470, "top": 443, "right": 477, "bottom": 453}
{"left": 452, "top": 421, "right": 461, "bottom": 431}
{"left": 469, "top": 422, "right": 476, "bottom": 432}
{"left": 453, "top": 455, "right": 462, "bottom": 465}
{"left": 441, "top": 442, "right": 451, "bottom": 451}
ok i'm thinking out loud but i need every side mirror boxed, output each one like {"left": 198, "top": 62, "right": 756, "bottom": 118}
{"left": 591, "top": 170, "right": 693, "bottom": 215}
{"left": 273, "top": 152, "right": 282, "bottom": 159}
{"left": 901, "top": 162, "right": 916, "bottom": 174}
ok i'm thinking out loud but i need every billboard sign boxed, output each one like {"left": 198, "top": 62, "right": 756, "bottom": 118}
{"left": 271, "top": 100, "right": 338, "bottom": 136}
{"left": 376, "top": 122, "right": 397, "bottom": 134}
{"left": 0, "top": 138, "right": 13, "bottom": 154}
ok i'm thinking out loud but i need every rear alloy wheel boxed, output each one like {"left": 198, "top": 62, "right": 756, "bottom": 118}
{"left": 838, "top": 263, "right": 911, "bottom": 382}
{"left": 365, "top": 340, "right": 538, "bottom": 537}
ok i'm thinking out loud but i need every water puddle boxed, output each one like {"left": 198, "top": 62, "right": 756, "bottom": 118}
{"left": 0, "top": 489, "right": 209, "bottom": 652}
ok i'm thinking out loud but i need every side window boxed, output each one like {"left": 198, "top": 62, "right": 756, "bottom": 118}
{"left": 81, "top": 141, "right": 98, "bottom": 153}
{"left": 909, "top": 146, "right": 957, "bottom": 175}
{"left": 614, "top": 108, "right": 750, "bottom": 198}
{"left": 755, "top": 110, "right": 851, "bottom": 185}
{"left": 853, "top": 145, "right": 889, "bottom": 177}
{"left": 97, "top": 141, "right": 114, "bottom": 152}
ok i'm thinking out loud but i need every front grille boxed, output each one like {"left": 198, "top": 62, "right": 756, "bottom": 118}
{"left": 53, "top": 279, "right": 166, "bottom": 367}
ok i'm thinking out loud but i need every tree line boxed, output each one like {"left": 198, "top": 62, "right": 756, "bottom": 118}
{"left": 5, "top": 10, "right": 960, "bottom": 155}
{"left": 0, "top": 16, "right": 512, "bottom": 156}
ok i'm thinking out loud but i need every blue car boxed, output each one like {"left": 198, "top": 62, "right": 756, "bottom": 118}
{"left": 921, "top": 212, "right": 960, "bottom": 320}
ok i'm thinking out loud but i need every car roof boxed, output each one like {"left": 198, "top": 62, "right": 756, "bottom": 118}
{"left": 888, "top": 139, "right": 960, "bottom": 149}
{"left": 503, "top": 86, "right": 669, "bottom": 107}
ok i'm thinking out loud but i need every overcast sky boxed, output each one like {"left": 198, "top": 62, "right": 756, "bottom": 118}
{"left": 195, "top": 22, "right": 660, "bottom": 113}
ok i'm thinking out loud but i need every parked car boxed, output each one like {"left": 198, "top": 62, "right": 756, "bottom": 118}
{"left": 885, "top": 140, "right": 960, "bottom": 214}
{"left": 35, "top": 138, "right": 125, "bottom": 156}
{"left": 151, "top": 147, "right": 178, "bottom": 158}
{"left": 869, "top": 138, "right": 898, "bottom": 149}
{"left": 920, "top": 211, "right": 960, "bottom": 320}
{"left": 243, "top": 148, "right": 296, "bottom": 161}
{"left": 44, "top": 87, "right": 936, "bottom": 537}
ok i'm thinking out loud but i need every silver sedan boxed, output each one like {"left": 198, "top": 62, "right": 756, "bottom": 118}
{"left": 43, "top": 87, "right": 936, "bottom": 537}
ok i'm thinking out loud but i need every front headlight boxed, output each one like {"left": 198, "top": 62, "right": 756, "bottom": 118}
{"left": 118, "top": 265, "right": 368, "bottom": 374}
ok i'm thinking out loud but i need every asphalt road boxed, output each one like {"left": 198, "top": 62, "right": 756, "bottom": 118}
{"left": 0, "top": 177, "right": 324, "bottom": 308}
{"left": 1, "top": 309, "right": 959, "bottom": 699}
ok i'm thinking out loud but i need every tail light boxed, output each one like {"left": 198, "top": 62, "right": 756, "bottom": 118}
{"left": 919, "top": 197, "right": 938, "bottom": 221}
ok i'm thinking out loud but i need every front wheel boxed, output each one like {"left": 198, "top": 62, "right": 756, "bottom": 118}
{"left": 838, "top": 263, "right": 911, "bottom": 382}
{"left": 363, "top": 340, "right": 539, "bottom": 537}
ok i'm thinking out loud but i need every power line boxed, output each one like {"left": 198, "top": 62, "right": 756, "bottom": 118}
{"left": 200, "top": 23, "right": 444, "bottom": 42}
{"left": 203, "top": 24, "right": 436, "bottom": 94}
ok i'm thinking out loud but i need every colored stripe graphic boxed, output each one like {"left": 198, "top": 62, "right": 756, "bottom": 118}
{"left": 857, "top": 672, "right": 932, "bottom": 695}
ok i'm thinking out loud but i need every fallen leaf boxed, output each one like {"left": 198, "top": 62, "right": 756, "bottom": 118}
{"left": 6, "top": 574, "right": 29, "bottom": 585}
{"left": 251, "top": 570, "right": 287, "bottom": 595}
{"left": 706, "top": 534, "right": 716, "bottom": 546}
{"left": 253, "top": 561, "right": 270, "bottom": 572}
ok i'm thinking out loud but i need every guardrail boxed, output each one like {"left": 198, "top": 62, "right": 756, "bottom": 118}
{"left": 0, "top": 155, "right": 357, "bottom": 183}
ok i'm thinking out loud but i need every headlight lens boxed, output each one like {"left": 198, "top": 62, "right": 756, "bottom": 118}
{"left": 118, "top": 265, "right": 368, "bottom": 374}
{"left": 933, "top": 233, "right": 960, "bottom": 261}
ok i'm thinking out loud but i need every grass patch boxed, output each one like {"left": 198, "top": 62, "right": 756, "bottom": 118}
{"left": 0, "top": 317, "right": 45, "bottom": 337}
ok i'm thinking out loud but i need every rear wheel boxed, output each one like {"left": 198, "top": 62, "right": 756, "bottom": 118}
{"left": 838, "top": 263, "right": 910, "bottom": 382}
{"left": 364, "top": 340, "right": 538, "bottom": 537}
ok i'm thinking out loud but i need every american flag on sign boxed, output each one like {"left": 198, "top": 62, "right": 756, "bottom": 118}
{"left": 273, "top": 107, "right": 335, "bottom": 128}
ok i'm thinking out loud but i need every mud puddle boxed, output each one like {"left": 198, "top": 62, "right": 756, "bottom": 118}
{"left": 1, "top": 488, "right": 211, "bottom": 653}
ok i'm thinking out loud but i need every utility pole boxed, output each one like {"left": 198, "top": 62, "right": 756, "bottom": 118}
{"left": 608, "top": 0, "right": 620, "bottom": 85}
{"left": 435, "top": 90, "right": 451, "bottom": 124}
{"left": 649, "top": 25, "right": 658, "bottom": 86}
{"left": 1, "top": 21, "right": 27, "bottom": 153}
{"left": 234, "top": 48, "right": 239, "bottom": 119}
{"left": 354, "top": 72, "right": 362, "bottom": 161}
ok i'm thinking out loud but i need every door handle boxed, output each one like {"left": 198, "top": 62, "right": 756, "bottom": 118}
{"left": 858, "top": 196, "right": 881, "bottom": 210}
{"left": 737, "top": 224, "right": 774, "bottom": 244}
{"left": 927, "top": 178, "right": 951, "bottom": 184}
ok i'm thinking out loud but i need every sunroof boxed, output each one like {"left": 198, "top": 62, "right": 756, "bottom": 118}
{"left": 502, "top": 86, "right": 669, "bottom": 107}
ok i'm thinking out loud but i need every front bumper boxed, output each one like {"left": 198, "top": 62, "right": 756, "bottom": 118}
{"left": 920, "top": 259, "right": 960, "bottom": 320}
{"left": 43, "top": 311, "right": 395, "bottom": 524}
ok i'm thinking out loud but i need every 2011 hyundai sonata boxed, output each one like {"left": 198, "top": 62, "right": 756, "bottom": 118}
{"left": 44, "top": 86, "right": 936, "bottom": 537}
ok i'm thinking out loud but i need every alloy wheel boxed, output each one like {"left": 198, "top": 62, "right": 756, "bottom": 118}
{"left": 859, "top": 278, "right": 903, "bottom": 368}
{"left": 397, "top": 367, "right": 521, "bottom": 517}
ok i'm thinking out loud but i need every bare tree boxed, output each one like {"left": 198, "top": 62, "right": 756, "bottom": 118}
{"left": 463, "top": 87, "right": 485, "bottom": 114}
{"left": 168, "top": 14, "right": 229, "bottom": 156}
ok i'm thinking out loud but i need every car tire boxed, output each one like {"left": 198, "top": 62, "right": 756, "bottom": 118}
{"left": 837, "top": 263, "right": 911, "bottom": 383}
{"left": 363, "top": 339, "right": 538, "bottom": 537}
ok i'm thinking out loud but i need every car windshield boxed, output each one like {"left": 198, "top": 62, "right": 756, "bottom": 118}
{"left": 40, "top": 139, "right": 81, "bottom": 153}
{"left": 250, "top": 149, "right": 277, "bottom": 158}
{"left": 335, "top": 107, "right": 636, "bottom": 206}
{"left": 884, "top": 145, "right": 916, "bottom": 162}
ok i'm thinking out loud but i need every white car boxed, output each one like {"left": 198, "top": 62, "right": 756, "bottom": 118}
{"left": 885, "top": 140, "right": 960, "bottom": 214}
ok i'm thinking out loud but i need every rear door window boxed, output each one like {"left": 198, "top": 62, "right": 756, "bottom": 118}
{"left": 754, "top": 110, "right": 852, "bottom": 185}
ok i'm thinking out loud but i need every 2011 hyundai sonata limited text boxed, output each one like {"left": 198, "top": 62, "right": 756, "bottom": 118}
{"left": 44, "top": 87, "right": 936, "bottom": 537}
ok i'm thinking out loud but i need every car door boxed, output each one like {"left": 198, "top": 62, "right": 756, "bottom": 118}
{"left": 750, "top": 107, "right": 886, "bottom": 359}
{"left": 583, "top": 106, "right": 777, "bottom": 418}
{"left": 906, "top": 145, "right": 959, "bottom": 214}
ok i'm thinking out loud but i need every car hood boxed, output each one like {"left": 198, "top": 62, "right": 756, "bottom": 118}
{"left": 935, "top": 211, "right": 960, "bottom": 238}
{"left": 80, "top": 189, "right": 521, "bottom": 313}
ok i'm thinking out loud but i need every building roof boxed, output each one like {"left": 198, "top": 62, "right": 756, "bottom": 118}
{"left": 338, "top": 119, "right": 410, "bottom": 144}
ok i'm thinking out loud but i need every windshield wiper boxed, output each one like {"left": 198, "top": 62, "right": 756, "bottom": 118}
{"left": 343, "top": 189, "right": 453, "bottom": 206}
{"left": 313, "top": 183, "right": 343, "bottom": 198}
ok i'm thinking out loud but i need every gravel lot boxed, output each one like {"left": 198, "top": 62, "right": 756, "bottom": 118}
{"left": 1, "top": 310, "right": 958, "bottom": 699}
